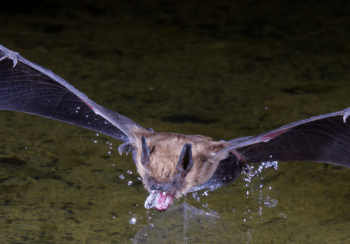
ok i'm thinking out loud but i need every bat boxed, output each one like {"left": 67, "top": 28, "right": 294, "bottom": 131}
{"left": 1, "top": 44, "right": 350, "bottom": 212}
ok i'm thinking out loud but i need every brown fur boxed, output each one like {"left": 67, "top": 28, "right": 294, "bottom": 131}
{"left": 130, "top": 126, "right": 230, "bottom": 198}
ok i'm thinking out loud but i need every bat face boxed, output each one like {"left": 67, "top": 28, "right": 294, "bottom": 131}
{"left": 137, "top": 135, "right": 195, "bottom": 211}
{"left": 129, "top": 128, "right": 229, "bottom": 211}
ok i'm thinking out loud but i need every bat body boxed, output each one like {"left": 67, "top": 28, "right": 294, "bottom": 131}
{"left": 1, "top": 45, "right": 350, "bottom": 211}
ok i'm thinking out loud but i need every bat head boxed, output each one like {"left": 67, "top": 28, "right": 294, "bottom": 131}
{"left": 139, "top": 136, "right": 194, "bottom": 211}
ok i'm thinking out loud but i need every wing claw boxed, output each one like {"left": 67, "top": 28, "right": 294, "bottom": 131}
{"left": 342, "top": 107, "right": 350, "bottom": 123}
{"left": 118, "top": 142, "right": 133, "bottom": 155}
{"left": 0, "top": 45, "right": 19, "bottom": 67}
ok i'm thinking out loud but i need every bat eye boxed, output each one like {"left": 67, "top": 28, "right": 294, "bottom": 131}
{"left": 148, "top": 177, "right": 152, "bottom": 181}
{"left": 172, "top": 180, "right": 176, "bottom": 185}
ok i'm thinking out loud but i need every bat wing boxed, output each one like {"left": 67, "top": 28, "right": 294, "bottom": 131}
{"left": 214, "top": 109, "right": 350, "bottom": 168}
{"left": 0, "top": 45, "right": 143, "bottom": 143}
{"left": 192, "top": 110, "right": 350, "bottom": 193}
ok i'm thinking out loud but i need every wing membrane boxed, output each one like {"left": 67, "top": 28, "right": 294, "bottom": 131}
{"left": 222, "top": 111, "right": 350, "bottom": 168}
{"left": 0, "top": 45, "right": 143, "bottom": 142}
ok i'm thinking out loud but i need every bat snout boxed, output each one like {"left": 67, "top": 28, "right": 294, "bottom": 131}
{"left": 150, "top": 184, "right": 163, "bottom": 191}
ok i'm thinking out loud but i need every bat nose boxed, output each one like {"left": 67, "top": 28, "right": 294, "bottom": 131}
{"left": 151, "top": 184, "right": 162, "bottom": 191}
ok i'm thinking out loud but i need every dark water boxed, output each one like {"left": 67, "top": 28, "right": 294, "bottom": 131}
{"left": 1, "top": 0, "right": 350, "bottom": 243}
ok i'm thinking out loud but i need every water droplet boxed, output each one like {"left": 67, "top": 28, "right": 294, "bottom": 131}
{"left": 107, "top": 151, "right": 111, "bottom": 155}
{"left": 94, "top": 140, "right": 98, "bottom": 143}
{"left": 119, "top": 175, "right": 125, "bottom": 179}
{"left": 129, "top": 217, "right": 137, "bottom": 224}
{"left": 137, "top": 177, "right": 142, "bottom": 181}
{"left": 86, "top": 115, "right": 88, "bottom": 118}
{"left": 77, "top": 107, "right": 80, "bottom": 110}
{"left": 96, "top": 133, "right": 99, "bottom": 136}
{"left": 128, "top": 181, "right": 132, "bottom": 186}
{"left": 76, "top": 110, "right": 78, "bottom": 113}
{"left": 127, "top": 170, "right": 132, "bottom": 174}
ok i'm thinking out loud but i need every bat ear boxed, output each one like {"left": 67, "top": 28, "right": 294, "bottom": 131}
{"left": 141, "top": 136, "right": 150, "bottom": 167}
{"left": 177, "top": 143, "right": 194, "bottom": 177}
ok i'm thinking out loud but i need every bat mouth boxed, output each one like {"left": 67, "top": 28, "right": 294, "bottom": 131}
{"left": 144, "top": 190, "right": 174, "bottom": 211}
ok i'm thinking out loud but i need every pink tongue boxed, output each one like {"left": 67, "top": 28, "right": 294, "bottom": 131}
{"left": 155, "top": 192, "right": 173, "bottom": 211}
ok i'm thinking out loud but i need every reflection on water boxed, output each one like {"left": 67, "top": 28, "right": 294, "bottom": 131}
{"left": 132, "top": 163, "right": 282, "bottom": 244}
{"left": 133, "top": 202, "right": 235, "bottom": 244}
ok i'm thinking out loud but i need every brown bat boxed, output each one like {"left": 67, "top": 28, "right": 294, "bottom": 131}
{"left": 1, "top": 45, "right": 350, "bottom": 211}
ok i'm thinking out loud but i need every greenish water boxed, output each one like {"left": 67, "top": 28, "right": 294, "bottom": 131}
{"left": 1, "top": 0, "right": 350, "bottom": 243}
